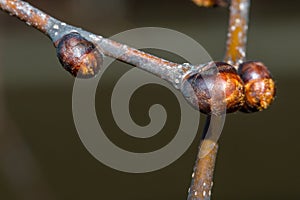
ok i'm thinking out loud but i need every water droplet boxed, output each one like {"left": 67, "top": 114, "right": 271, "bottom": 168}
{"left": 182, "top": 62, "right": 192, "bottom": 71}
{"left": 227, "top": 60, "right": 233, "bottom": 65}
{"left": 89, "top": 34, "right": 101, "bottom": 41}
{"left": 182, "top": 63, "right": 190, "bottom": 67}
{"left": 238, "top": 59, "right": 243, "bottom": 64}
{"left": 53, "top": 24, "right": 59, "bottom": 30}
{"left": 240, "top": 2, "right": 246, "bottom": 10}
{"left": 235, "top": 18, "right": 241, "bottom": 24}
{"left": 40, "top": 13, "right": 47, "bottom": 20}
{"left": 70, "top": 29, "right": 79, "bottom": 33}
{"left": 239, "top": 48, "right": 246, "bottom": 57}
{"left": 203, "top": 191, "right": 206, "bottom": 197}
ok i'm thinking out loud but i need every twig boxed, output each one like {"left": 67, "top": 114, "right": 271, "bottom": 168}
{"left": 224, "top": 0, "right": 250, "bottom": 67}
{"left": 0, "top": 0, "right": 248, "bottom": 109}
{"left": 1, "top": 0, "right": 251, "bottom": 199}
{"left": 188, "top": 0, "right": 250, "bottom": 199}
{"left": 188, "top": 116, "right": 219, "bottom": 200}
{"left": 0, "top": 0, "right": 248, "bottom": 114}
{"left": 1, "top": 0, "right": 210, "bottom": 93}
{"left": 0, "top": 0, "right": 185, "bottom": 81}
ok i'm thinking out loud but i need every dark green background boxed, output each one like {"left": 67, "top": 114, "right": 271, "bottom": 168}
{"left": 0, "top": 0, "right": 299, "bottom": 199}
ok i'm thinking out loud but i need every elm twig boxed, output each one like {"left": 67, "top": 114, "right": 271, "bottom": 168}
{"left": 0, "top": 1, "right": 251, "bottom": 200}
{"left": 188, "top": 0, "right": 250, "bottom": 199}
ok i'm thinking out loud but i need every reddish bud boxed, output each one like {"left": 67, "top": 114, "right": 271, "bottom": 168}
{"left": 56, "top": 32, "right": 103, "bottom": 78}
{"left": 238, "top": 61, "right": 276, "bottom": 113}
{"left": 181, "top": 62, "right": 244, "bottom": 115}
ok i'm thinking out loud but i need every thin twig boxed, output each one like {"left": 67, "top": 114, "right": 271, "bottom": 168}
{"left": 0, "top": 1, "right": 182, "bottom": 70}
{"left": 0, "top": 0, "right": 203, "bottom": 90}
{"left": 1, "top": 1, "right": 251, "bottom": 199}
{"left": 188, "top": 0, "right": 250, "bottom": 199}
{"left": 188, "top": 116, "right": 219, "bottom": 200}
{"left": 224, "top": 0, "right": 250, "bottom": 67}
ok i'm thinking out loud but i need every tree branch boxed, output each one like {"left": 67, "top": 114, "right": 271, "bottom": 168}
{"left": 188, "top": 116, "right": 219, "bottom": 200}
{"left": 1, "top": 1, "right": 253, "bottom": 200}
{"left": 224, "top": 0, "right": 250, "bottom": 67}
{"left": 0, "top": 0, "right": 184, "bottom": 83}
{"left": 188, "top": 0, "right": 250, "bottom": 199}
{"left": 0, "top": 0, "right": 248, "bottom": 114}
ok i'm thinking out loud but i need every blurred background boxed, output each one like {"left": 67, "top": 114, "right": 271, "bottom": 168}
{"left": 0, "top": 0, "right": 299, "bottom": 199}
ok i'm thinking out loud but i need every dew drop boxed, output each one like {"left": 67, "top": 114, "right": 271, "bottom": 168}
{"left": 227, "top": 60, "right": 233, "bottom": 66}
{"left": 239, "top": 2, "right": 246, "bottom": 10}
{"left": 40, "top": 13, "right": 47, "bottom": 20}
{"left": 53, "top": 24, "right": 59, "bottom": 30}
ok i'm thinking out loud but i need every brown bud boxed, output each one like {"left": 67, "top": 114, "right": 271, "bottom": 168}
{"left": 192, "top": 0, "right": 229, "bottom": 7}
{"left": 238, "top": 61, "right": 276, "bottom": 113}
{"left": 181, "top": 62, "right": 244, "bottom": 115}
{"left": 56, "top": 32, "right": 103, "bottom": 78}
